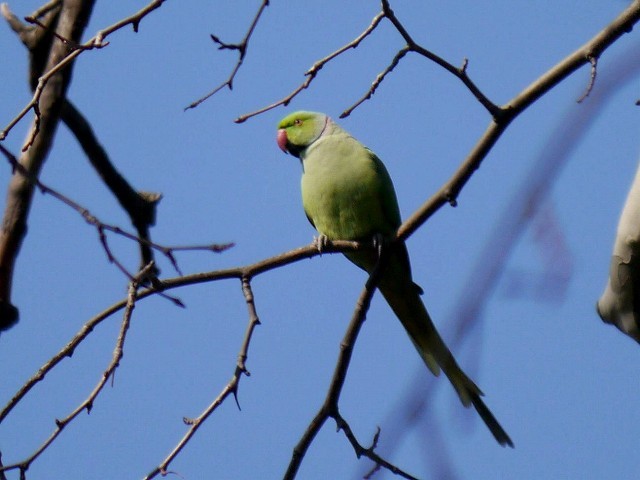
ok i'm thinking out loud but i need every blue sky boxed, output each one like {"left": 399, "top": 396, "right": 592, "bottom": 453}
{"left": 1, "top": 1, "right": 639, "bottom": 479}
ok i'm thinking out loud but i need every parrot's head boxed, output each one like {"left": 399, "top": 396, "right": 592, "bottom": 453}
{"left": 277, "top": 111, "right": 328, "bottom": 158}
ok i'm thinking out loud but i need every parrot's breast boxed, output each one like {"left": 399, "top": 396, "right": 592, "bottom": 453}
{"left": 301, "top": 136, "right": 389, "bottom": 241}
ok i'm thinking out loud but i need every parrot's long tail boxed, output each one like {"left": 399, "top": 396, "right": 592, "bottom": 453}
{"left": 380, "top": 285, "right": 514, "bottom": 448}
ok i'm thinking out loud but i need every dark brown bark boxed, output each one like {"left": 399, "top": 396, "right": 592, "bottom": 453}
{"left": 0, "top": 0, "right": 96, "bottom": 332}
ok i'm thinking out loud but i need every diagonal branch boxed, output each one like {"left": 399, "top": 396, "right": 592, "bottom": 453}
{"left": 0, "top": 0, "right": 168, "bottom": 333}
{"left": 378, "top": 0, "right": 500, "bottom": 117}
{"left": 341, "top": 45, "right": 410, "bottom": 118}
{"left": 144, "top": 275, "right": 262, "bottom": 479}
{"left": 60, "top": 101, "right": 163, "bottom": 272}
{"left": 0, "top": 144, "right": 231, "bottom": 285}
{"left": 5, "top": 3, "right": 175, "bottom": 278}
{"left": 0, "top": 0, "right": 96, "bottom": 333}
{"left": 185, "top": 0, "right": 270, "bottom": 110}
{"left": 1, "top": 1, "right": 638, "bottom": 475}
{"left": 396, "top": 0, "right": 640, "bottom": 242}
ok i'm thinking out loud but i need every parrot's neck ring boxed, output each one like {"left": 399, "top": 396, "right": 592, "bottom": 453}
{"left": 300, "top": 115, "right": 330, "bottom": 164}
{"left": 314, "top": 115, "right": 330, "bottom": 143}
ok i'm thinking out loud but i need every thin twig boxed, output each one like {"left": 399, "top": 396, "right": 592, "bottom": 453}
{"left": 0, "top": 263, "right": 153, "bottom": 476}
{"left": 2, "top": 2, "right": 639, "bottom": 477}
{"left": 143, "top": 276, "right": 262, "bottom": 480}
{"left": 60, "top": 100, "right": 163, "bottom": 273}
{"left": 236, "top": 0, "right": 501, "bottom": 123}
{"left": 30, "top": 0, "right": 61, "bottom": 20}
{"left": 0, "top": 145, "right": 229, "bottom": 284}
{"left": 341, "top": 46, "right": 410, "bottom": 118}
{"left": 0, "top": 0, "right": 94, "bottom": 332}
{"left": 25, "top": 15, "right": 92, "bottom": 51}
{"left": 185, "top": 0, "right": 270, "bottom": 110}
{"left": 379, "top": 0, "right": 501, "bottom": 117}
{"left": 0, "top": 239, "right": 361, "bottom": 427}
{"left": 0, "top": 0, "right": 167, "bottom": 144}
{"left": 234, "top": 9, "right": 386, "bottom": 123}
{"left": 334, "top": 415, "right": 417, "bottom": 480}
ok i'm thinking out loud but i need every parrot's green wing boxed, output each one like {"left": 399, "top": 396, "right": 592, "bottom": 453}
{"left": 366, "top": 148, "right": 402, "bottom": 232}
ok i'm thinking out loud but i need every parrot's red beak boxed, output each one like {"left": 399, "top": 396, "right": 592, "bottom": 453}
{"left": 277, "top": 129, "right": 289, "bottom": 154}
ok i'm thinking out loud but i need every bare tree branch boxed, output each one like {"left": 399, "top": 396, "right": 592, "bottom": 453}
{"left": 60, "top": 101, "right": 164, "bottom": 272}
{"left": 0, "top": 144, "right": 230, "bottom": 285}
{"left": 1, "top": 0, "right": 639, "bottom": 477}
{"left": 397, "top": 0, "right": 640, "bottom": 242}
{"left": 0, "top": 0, "right": 168, "bottom": 332}
{"left": 144, "top": 275, "right": 262, "bottom": 479}
{"left": 0, "top": 239, "right": 360, "bottom": 427}
{"left": 234, "top": 9, "right": 386, "bottom": 123}
{"left": 185, "top": 0, "right": 270, "bottom": 110}
{"left": 4, "top": 4, "right": 196, "bottom": 279}
{"left": 283, "top": 244, "right": 418, "bottom": 479}
{"left": 0, "top": 262, "right": 153, "bottom": 477}
{"left": 0, "top": 0, "right": 167, "bottom": 143}
{"left": 0, "top": 0, "right": 96, "bottom": 333}
{"left": 355, "top": 39, "right": 640, "bottom": 480}
{"left": 341, "top": 46, "right": 410, "bottom": 119}
{"left": 377, "top": 0, "right": 500, "bottom": 117}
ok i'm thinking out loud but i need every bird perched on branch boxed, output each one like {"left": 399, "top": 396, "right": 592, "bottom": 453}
{"left": 276, "top": 110, "right": 513, "bottom": 447}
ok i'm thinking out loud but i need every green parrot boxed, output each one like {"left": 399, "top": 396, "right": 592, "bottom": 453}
{"left": 277, "top": 110, "right": 513, "bottom": 447}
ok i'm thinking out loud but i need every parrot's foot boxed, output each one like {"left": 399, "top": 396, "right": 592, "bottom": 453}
{"left": 313, "top": 234, "right": 331, "bottom": 253}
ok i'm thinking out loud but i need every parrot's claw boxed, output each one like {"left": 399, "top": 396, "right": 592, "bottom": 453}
{"left": 371, "top": 233, "right": 387, "bottom": 259}
{"left": 313, "top": 234, "right": 330, "bottom": 253}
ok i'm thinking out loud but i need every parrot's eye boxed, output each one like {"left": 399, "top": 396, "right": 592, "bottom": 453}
{"left": 294, "top": 119, "right": 303, "bottom": 126}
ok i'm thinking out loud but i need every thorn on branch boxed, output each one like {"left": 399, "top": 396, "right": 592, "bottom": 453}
{"left": 182, "top": 416, "right": 196, "bottom": 425}
{"left": 460, "top": 57, "right": 469, "bottom": 73}
{"left": 444, "top": 189, "right": 458, "bottom": 207}
{"left": 144, "top": 273, "right": 266, "bottom": 477}
{"left": 364, "top": 464, "right": 382, "bottom": 480}
{"left": 369, "top": 426, "right": 381, "bottom": 450}
{"left": 577, "top": 55, "right": 598, "bottom": 103}
{"left": 232, "top": 388, "right": 242, "bottom": 411}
